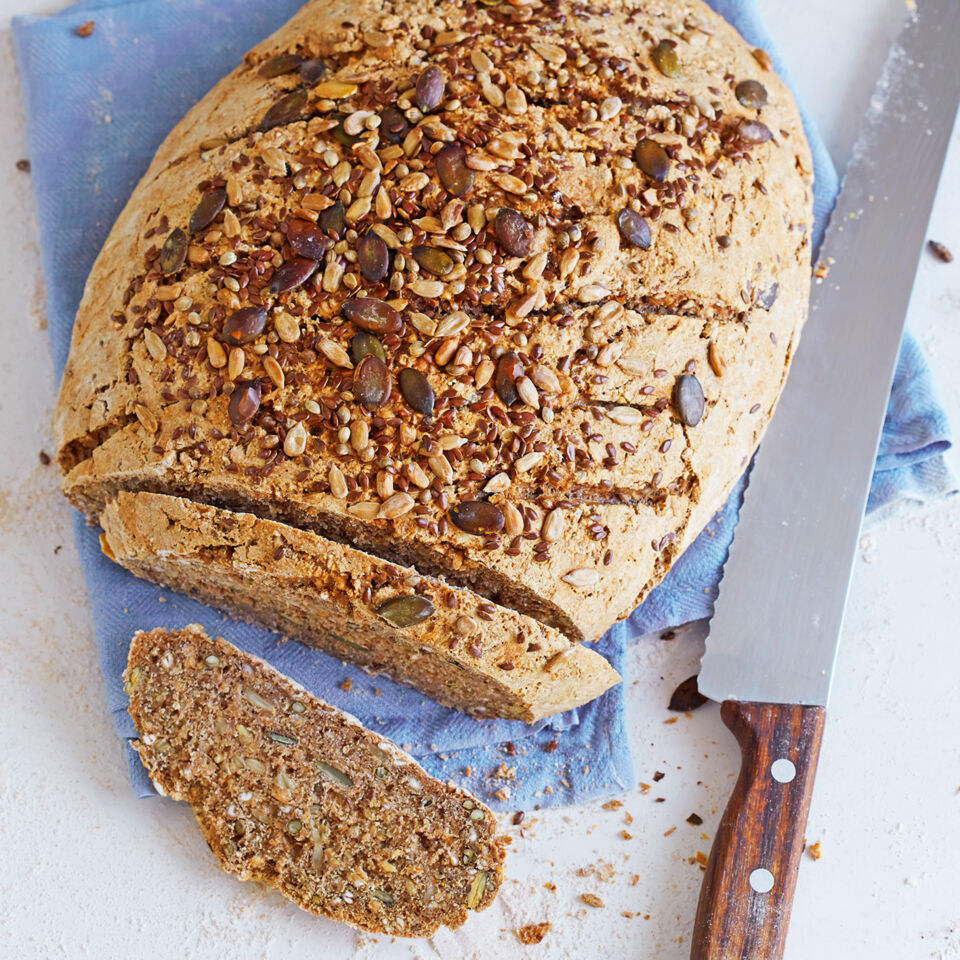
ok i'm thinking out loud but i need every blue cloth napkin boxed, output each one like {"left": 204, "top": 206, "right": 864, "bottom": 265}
{"left": 14, "top": 0, "right": 956, "bottom": 810}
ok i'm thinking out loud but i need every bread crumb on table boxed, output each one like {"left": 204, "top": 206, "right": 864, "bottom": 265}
{"left": 808, "top": 842, "right": 822, "bottom": 861}
{"left": 581, "top": 893, "right": 605, "bottom": 908}
{"left": 75, "top": 20, "right": 94, "bottom": 37}
{"left": 516, "top": 922, "right": 551, "bottom": 945}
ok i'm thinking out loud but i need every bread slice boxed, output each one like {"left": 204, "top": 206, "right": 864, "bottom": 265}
{"left": 125, "top": 625, "right": 504, "bottom": 936}
{"left": 103, "top": 492, "right": 620, "bottom": 721}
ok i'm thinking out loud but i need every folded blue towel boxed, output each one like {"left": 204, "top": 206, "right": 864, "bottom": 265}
{"left": 14, "top": 0, "right": 956, "bottom": 810}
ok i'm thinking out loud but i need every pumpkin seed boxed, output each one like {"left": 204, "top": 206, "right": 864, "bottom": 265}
{"left": 343, "top": 297, "right": 402, "bottom": 334}
{"left": 357, "top": 231, "right": 390, "bottom": 282}
{"left": 494, "top": 351, "right": 524, "bottom": 406}
{"left": 616, "top": 209, "right": 652, "bottom": 249}
{"left": 412, "top": 245, "right": 454, "bottom": 277}
{"left": 449, "top": 501, "right": 505, "bottom": 535}
{"left": 315, "top": 760, "right": 354, "bottom": 788}
{"left": 673, "top": 374, "right": 705, "bottom": 426}
{"left": 220, "top": 307, "right": 267, "bottom": 345}
{"left": 738, "top": 119, "right": 773, "bottom": 143}
{"left": 269, "top": 256, "right": 318, "bottom": 294}
{"left": 651, "top": 39, "right": 681, "bottom": 77}
{"left": 158, "top": 228, "right": 188, "bottom": 274}
{"left": 350, "top": 331, "right": 386, "bottom": 364}
{"left": 258, "top": 53, "right": 302, "bottom": 78}
{"left": 736, "top": 79, "right": 768, "bottom": 109}
{"left": 399, "top": 367, "right": 435, "bottom": 416}
{"left": 353, "top": 354, "right": 392, "bottom": 410}
{"left": 228, "top": 380, "right": 262, "bottom": 425}
{"left": 634, "top": 138, "right": 671, "bottom": 182}
{"left": 379, "top": 106, "right": 410, "bottom": 144}
{"left": 494, "top": 207, "right": 533, "bottom": 258}
{"left": 435, "top": 144, "right": 474, "bottom": 198}
{"left": 266, "top": 731, "right": 299, "bottom": 745}
{"left": 376, "top": 595, "right": 436, "bottom": 628}
{"left": 258, "top": 89, "right": 307, "bottom": 131}
{"left": 189, "top": 187, "right": 226, "bottom": 234}
{"left": 415, "top": 65, "right": 444, "bottom": 112}
{"left": 319, "top": 199, "right": 346, "bottom": 238}
{"left": 299, "top": 58, "right": 328, "bottom": 84}
{"left": 286, "top": 219, "right": 331, "bottom": 259}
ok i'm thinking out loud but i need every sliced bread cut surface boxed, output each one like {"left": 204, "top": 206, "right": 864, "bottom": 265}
{"left": 103, "top": 492, "right": 620, "bottom": 721}
{"left": 125, "top": 625, "right": 504, "bottom": 936}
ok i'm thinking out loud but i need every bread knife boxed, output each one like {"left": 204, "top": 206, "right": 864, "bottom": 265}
{"left": 690, "top": 3, "right": 960, "bottom": 958}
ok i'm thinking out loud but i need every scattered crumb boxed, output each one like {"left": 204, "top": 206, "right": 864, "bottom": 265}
{"left": 686, "top": 813, "right": 703, "bottom": 826}
{"left": 620, "top": 830, "right": 633, "bottom": 840}
{"left": 660, "top": 630, "right": 676, "bottom": 640}
{"left": 338, "top": 678, "right": 351, "bottom": 692}
{"left": 808, "top": 842, "right": 822, "bottom": 861}
{"left": 543, "top": 882, "right": 556, "bottom": 893}
{"left": 602, "top": 799, "right": 623, "bottom": 811}
{"left": 38, "top": 450, "right": 51, "bottom": 465}
{"left": 543, "top": 739, "right": 559, "bottom": 753}
{"left": 494, "top": 787, "right": 510, "bottom": 802}
{"left": 581, "top": 893, "right": 605, "bottom": 908}
{"left": 668, "top": 675, "right": 708, "bottom": 712}
{"left": 463, "top": 765, "right": 472, "bottom": 776}
{"left": 516, "top": 922, "right": 551, "bottom": 945}
{"left": 75, "top": 20, "right": 95, "bottom": 37}
{"left": 16, "top": 159, "right": 31, "bottom": 173}
{"left": 512, "top": 811, "right": 525, "bottom": 825}
{"left": 928, "top": 240, "right": 953, "bottom": 263}
{"left": 653, "top": 771, "right": 665, "bottom": 782}
{"left": 664, "top": 826, "right": 676, "bottom": 837}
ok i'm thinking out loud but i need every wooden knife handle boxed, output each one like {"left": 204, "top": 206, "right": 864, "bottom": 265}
{"left": 690, "top": 701, "right": 825, "bottom": 960}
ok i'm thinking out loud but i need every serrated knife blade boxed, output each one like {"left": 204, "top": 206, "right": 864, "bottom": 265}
{"left": 700, "top": 3, "right": 960, "bottom": 707}
{"left": 689, "top": 4, "right": 960, "bottom": 959}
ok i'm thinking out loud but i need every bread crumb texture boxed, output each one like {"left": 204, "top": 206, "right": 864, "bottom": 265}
{"left": 124, "top": 625, "right": 505, "bottom": 936}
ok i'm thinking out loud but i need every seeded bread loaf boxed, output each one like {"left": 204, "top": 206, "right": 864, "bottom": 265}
{"left": 103, "top": 491, "right": 620, "bottom": 720}
{"left": 57, "top": 1, "right": 813, "bottom": 658}
{"left": 125, "top": 625, "right": 504, "bottom": 935}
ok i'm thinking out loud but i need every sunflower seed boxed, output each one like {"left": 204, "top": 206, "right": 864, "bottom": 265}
{"left": 283, "top": 421, "right": 308, "bottom": 457}
{"left": 607, "top": 405, "right": 644, "bottom": 425}
{"left": 378, "top": 492, "right": 416, "bottom": 520}
{"left": 562, "top": 568, "right": 600, "bottom": 588}
{"left": 328, "top": 465, "right": 348, "bottom": 498}
{"left": 143, "top": 329, "right": 167, "bottom": 361}
{"left": 542, "top": 509, "right": 564, "bottom": 542}
{"left": 320, "top": 339, "right": 354, "bottom": 368}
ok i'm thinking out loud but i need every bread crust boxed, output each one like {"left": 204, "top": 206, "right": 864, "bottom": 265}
{"left": 105, "top": 491, "right": 621, "bottom": 720}
{"left": 57, "top": 0, "right": 813, "bottom": 655}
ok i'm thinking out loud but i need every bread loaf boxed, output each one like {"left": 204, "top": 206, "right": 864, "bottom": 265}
{"left": 58, "top": 0, "right": 813, "bottom": 705}
{"left": 125, "top": 625, "right": 504, "bottom": 935}
{"left": 104, "top": 491, "right": 620, "bottom": 720}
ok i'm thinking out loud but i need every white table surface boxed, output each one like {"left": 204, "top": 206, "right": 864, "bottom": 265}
{"left": 2, "top": 1, "right": 958, "bottom": 957}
